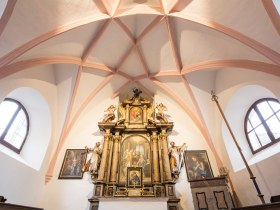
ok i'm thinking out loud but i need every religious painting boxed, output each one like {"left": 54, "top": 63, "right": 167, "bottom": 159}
{"left": 58, "top": 149, "right": 87, "bottom": 179}
{"left": 127, "top": 167, "right": 143, "bottom": 188}
{"left": 119, "top": 135, "right": 151, "bottom": 184}
{"left": 129, "top": 107, "right": 143, "bottom": 123}
{"left": 184, "top": 150, "right": 214, "bottom": 181}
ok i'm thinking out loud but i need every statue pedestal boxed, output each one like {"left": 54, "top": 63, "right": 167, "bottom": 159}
{"left": 98, "top": 197, "right": 168, "bottom": 210}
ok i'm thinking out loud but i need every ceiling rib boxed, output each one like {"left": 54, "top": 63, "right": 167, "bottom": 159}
{"left": 181, "top": 59, "right": 280, "bottom": 77}
{"left": 149, "top": 70, "right": 180, "bottom": 78}
{"left": 117, "top": 71, "right": 133, "bottom": 81}
{"left": 114, "top": 18, "right": 136, "bottom": 43}
{"left": 150, "top": 78, "right": 223, "bottom": 167}
{"left": 115, "top": 45, "right": 135, "bottom": 72}
{"left": 0, "top": 0, "right": 17, "bottom": 36}
{"left": 0, "top": 16, "right": 111, "bottom": 68}
{"left": 99, "top": 0, "right": 111, "bottom": 16}
{"left": 0, "top": 56, "right": 82, "bottom": 80}
{"left": 171, "top": 13, "right": 280, "bottom": 65}
{"left": 262, "top": 0, "right": 280, "bottom": 36}
{"left": 180, "top": 75, "right": 223, "bottom": 167}
{"left": 135, "top": 45, "right": 150, "bottom": 76}
{"left": 82, "top": 19, "right": 112, "bottom": 62}
{"left": 82, "top": 61, "right": 114, "bottom": 73}
{"left": 112, "top": 0, "right": 121, "bottom": 17}
{"left": 137, "top": 15, "right": 164, "bottom": 43}
{"left": 164, "top": 16, "right": 182, "bottom": 72}
{"left": 46, "top": 73, "right": 115, "bottom": 182}
{"left": 45, "top": 65, "right": 83, "bottom": 183}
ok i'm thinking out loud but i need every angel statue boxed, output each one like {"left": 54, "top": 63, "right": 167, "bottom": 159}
{"left": 156, "top": 103, "right": 168, "bottom": 123}
{"left": 168, "top": 141, "right": 187, "bottom": 180}
{"left": 82, "top": 142, "right": 102, "bottom": 180}
{"left": 102, "top": 105, "right": 116, "bottom": 123}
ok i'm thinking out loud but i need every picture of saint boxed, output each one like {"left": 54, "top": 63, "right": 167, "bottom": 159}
{"left": 59, "top": 149, "right": 87, "bottom": 179}
{"left": 184, "top": 150, "right": 214, "bottom": 181}
{"left": 129, "top": 107, "right": 143, "bottom": 123}
{"left": 129, "top": 171, "right": 141, "bottom": 186}
{"left": 119, "top": 135, "right": 151, "bottom": 183}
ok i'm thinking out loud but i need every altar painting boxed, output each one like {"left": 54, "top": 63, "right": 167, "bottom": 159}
{"left": 119, "top": 135, "right": 151, "bottom": 183}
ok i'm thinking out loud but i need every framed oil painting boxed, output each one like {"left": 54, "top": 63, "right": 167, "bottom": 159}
{"left": 127, "top": 167, "right": 143, "bottom": 188}
{"left": 119, "top": 135, "right": 151, "bottom": 184}
{"left": 129, "top": 107, "right": 143, "bottom": 124}
{"left": 58, "top": 149, "right": 87, "bottom": 179}
{"left": 184, "top": 150, "right": 214, "bottom": 181}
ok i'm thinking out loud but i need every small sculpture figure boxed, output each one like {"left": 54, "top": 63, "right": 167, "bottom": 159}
{"left": 156, "top": 103, "right": 168, "bottom": 123}
{"left": 147, "top": 104, "right": 155, "bottom": 125}
{"left": 83, "top": 142, "right": 102, "bottom": 180}
{"left": 102, "top": 105, "right": 116, "bottom": 123}
{"left": 168, "top": 141, "right": 187, "bottom": 180}
{"left": 117, "top": 104, "right": 126, "bottom": 125}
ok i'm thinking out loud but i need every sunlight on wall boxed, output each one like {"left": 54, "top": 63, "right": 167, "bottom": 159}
{"left": 0, "top": 87, "right": 52, "bottom": 171}
{"left": 223, "top": 85, "right": 280, "bottom": 172}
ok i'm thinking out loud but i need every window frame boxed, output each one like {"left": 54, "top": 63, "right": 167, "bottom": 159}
{"left": 244, "top": 98, "right": 280, "bottom": 154}
{"left": 0, "top": 98, "right": 30, "bottom": 153}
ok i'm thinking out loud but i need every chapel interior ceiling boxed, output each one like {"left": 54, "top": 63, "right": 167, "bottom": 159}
{"left": 0, "top": 0, "right": 279, "bottom": 181}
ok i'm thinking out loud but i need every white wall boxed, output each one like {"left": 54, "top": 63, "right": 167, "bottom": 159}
{"left": 214, "top": 68, "right": 280, "bottom": 206}
{"left": 0, "top": 65, "right": 57, "bottom": 207}
{"left": 2, "top": 65, "right": 280, "bottom": 210}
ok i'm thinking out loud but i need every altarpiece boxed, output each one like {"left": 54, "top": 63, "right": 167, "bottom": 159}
{"left": 88, "top": 89, "right": 181, "bottom": 210}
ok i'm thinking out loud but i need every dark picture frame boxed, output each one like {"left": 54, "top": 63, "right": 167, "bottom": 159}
{"left": 127, "top": 167, "right": 143, "bottom": 188}
{"left": 58, "top": 149, "right": 87, "bottom": 179}
{"left": 184, "top": 150, "right": 214, "bottom": 181}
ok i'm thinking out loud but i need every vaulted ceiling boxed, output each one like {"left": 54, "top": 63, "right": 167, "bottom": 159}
{"left": 0, "top": 0, "right": 280, "bottom": 181}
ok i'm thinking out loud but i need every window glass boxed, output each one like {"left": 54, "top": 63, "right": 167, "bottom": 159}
{"left": 245, "top": 98, "right": 280, "bottom": 153}
{"left": 257, "top": 101, "right": 273, "bottom": 120}
{"left": 0, "top": 100, "right": 18, "bottom": 134}
{"left": 269, "top": 100, "right": 280, "bottom": 113}
{"left": 248, "top": 109, "right": 261, "bottom": 128}
{"left": 246, "top": 121, "right": 253, "bottom": 132}
{"left": 254, "top": 125, "right": 271, "bottom": 146}
{"left": 248, "top": 132, "right": 261, "bottom": 151}
{"left": 266, "top": 116, "right": 280, "bottom": 139}
{"left": 0, "top": 99, "right": 29, "bottom": 153}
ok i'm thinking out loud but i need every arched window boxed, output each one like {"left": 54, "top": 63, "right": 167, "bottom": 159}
{"left": 0, "top": 98, "right": 29, "bottom": 153}
{"left": 245, "top": 98, "right": 280, "bottom": 154}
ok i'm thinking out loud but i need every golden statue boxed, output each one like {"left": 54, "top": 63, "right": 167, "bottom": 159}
{"left": 102, "top": 105, "right": 116, "bottom": 123}
{"left": 156, "top": 103, "right": 168, "bottom": 123}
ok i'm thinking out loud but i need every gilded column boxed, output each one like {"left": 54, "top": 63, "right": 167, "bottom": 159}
{"left": 151, "top": 131, "right": 160, "bottom": 183}
{"left": 109, "top": 132, "right": 120, "bottom": 183}
{"left": 160, "top": 129, "right": 172, "bottom": 182}
{"left": 97, "top": 129, "right": 111, "bottom": 182}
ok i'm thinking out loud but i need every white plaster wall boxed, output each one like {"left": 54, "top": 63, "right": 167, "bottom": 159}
{"left": 213, "top": 68, "right": 280, "bottom": 206}
{"left": 0, "top": 65, "right": 57, "bottom": 207}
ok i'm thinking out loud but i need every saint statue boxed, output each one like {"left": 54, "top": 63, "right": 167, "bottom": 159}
{"left": 83, "top": 142, "right": 102, "bottom": 180}
{"left": 168, "top": 141, "right": 187, "bottom": 180}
